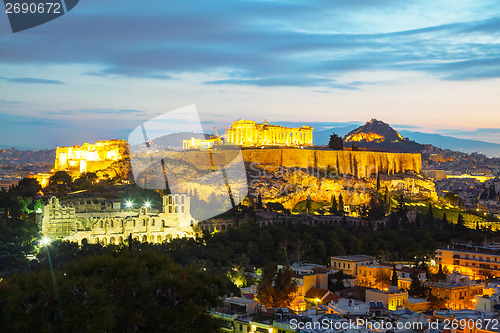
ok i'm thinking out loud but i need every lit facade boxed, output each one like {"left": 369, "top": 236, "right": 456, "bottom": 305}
{"left": 424, "top": 273, "right": 484, "bottom": 310}
{"left": 40, "top": 194, "right": 196, "bottom": 245}
{"left": 436, "top": 244, "right": 500, "bottom": 279}
{"left": 182, "top": 136, "right": 222, "bottom": 150}
{"left": 54, "top": 139, "right": 129, "bottom": 176}
{"left": 365, "top": 287, "right": 409, "bottom": 311}
{"left": 331, "top": 255, "right": 377, "bottom": 276}
{"left": 226, "top": 120, "right": 313, "bottom": 147}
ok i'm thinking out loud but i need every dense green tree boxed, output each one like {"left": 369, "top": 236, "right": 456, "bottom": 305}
{"left": 338, "top": 194, "right": 345, "bottom": 215}
{"left": 0, "top": 250, "right": 225, "bottom": 333}
{"left": 391, "top": 265, "right": 398, "bottom": 286}
{"left": 424, "top": 203, "right": 434, "bottom": 225}
{"left": 457, "top": 214, "right": 465, "bottom": 228}
{"left": 11, "top": 178, "right": 41, "bottom": 198}
{"left": 0, "top": 218, "right": 40, "bottom": 273}
{"left": 330, "top": 195, "right": 338, "bottom": 215}
{"left": 256, "top": 263, "right": 297, "bottom": 308}
{"left": 328, "top": 133, "right": 343, "bottom": 150}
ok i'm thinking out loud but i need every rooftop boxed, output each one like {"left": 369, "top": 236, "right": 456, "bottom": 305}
{"left": 331, "top": 255, "right": 377, "bottom": 261}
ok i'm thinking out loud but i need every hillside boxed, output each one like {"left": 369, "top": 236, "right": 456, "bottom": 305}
{"left": 344, "top": 119, "right": 425, "bottom": 153}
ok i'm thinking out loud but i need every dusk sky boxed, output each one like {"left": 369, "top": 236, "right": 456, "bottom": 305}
{"left": 1, "top": 0, "right": 500, "bottom": 149}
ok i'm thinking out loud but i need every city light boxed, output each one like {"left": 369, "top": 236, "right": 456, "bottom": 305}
{"left": 125, "top": 201, "right": 133, "bottom": 208}
{"left": 40, "top": 237, "right": 51, "bottom": 246}
{"left": 144, "top": 202, "right": 151, "bottom": 208}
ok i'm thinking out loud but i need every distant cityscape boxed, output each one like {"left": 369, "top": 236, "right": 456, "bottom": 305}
{"left": 1, "top": 118, "right": 500, "bottom": 333}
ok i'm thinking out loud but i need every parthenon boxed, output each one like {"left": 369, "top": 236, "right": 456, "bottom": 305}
{"left": 226, "top": 120, "right": 313, "bottom": 147}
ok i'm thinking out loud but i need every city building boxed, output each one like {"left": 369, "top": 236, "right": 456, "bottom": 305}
{"left": 326, "top": 298, "right": 370, "bottom": 316}
{"left": 289, "top": 263, "right": 329, "bottom": 312}
{"left": 331, "top": 255, "right": 377, "bottom": 276}
{"left": 39, "top": 194, "right": 197, "bottom": 245}
{"left": 435, "top": 243, "right": 500, "bottom": 279}
{"left": 365, "top": 287, "right": 409, "bottom": 311}
{"left": 424, "top": 272, "right": 484, "bottom": 310}
{"left": 226, "top": 119, "right": 313, "bottom": 147}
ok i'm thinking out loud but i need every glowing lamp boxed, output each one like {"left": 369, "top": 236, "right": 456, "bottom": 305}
{"left": 144, "top": 202, "right": 151, "bottom": 208}
{"left": 40, "top": 237, "right": 51, "bottom": 246}
{"left": 125, "top": 201, "right": 133, "bottom": 208}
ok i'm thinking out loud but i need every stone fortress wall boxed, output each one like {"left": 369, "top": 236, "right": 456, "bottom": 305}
{"left": 40, "top": 194, "right": 196, "bottom": 246}
{"left": 165, "top": 148, "right": 422, "bottom": 177}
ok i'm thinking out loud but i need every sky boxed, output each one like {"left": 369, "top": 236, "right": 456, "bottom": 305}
{"left": 0, "top": 0, "right": 500, "bottom": 149}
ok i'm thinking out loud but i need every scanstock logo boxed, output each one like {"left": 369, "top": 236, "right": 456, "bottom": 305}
{"left": 3, "top": 0, "right": 79, "bottom": 33}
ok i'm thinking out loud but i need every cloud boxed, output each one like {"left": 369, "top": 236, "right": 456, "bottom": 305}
{"left": 0, "top": 99, "right": 20, "bottom": 105}
{"left": 0, "top": 1, "right": 499, "bottom": 86}
{"left": 204, "top": 77, "right": 357, "bottom": 88}
{"left": 47, "top": 108, "right": 146, "bottom": 115}
{"left": 2, "top": 77, "right": 65, "bottom": 84}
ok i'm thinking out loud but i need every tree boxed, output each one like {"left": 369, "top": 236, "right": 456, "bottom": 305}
{"left": 11, "top": 178, "right": 41, "bottom": 198}
{"left": 0, "top": 250, "right": 226, "bottom": 332}
{"left": 0, "top": 217, "right": 40, "bottom": 273}
{"left": 374, "top": 271, "right": 391, "bottom": 290}
{"left": 306, "top": 194, "right": 312, "bottom": 214}
{"left": 457, "top": 214, "right": 465, "bottom": 228}
{"left": 338, "top": 194, "right": 345, "bottom": 215}
{"left": 256, "top": 263, "right": 297, "bottom": 308}
{"left": 441, "top": 213, "right": 448, "bottom": 229}
{"left": 328, "top": 133, "right": 343, "bottom": 150}
{"left": 332, "top": 270, "right": 347, "bottom": 291}
{"left": 433, "top": 263, "right": 446, "bottom": 281}
{"left": 49, "top": 171, "right": 73, "bottom": 193}
{"left": 330, "top": 195, "right": 338, "bottom": 215}
{"left": 391, "top": 265, "right": 398, "bottom": 287}
{"left": 257, "top": 192, "right": 263, "bottom": 210}
{"left": 424, "top": 203, "right": 434, "bottom": 225}
{"left": 408, "top": 269, "right": 428, "bottom": 298}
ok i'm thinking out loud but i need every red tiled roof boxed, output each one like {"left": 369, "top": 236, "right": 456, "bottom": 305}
{"left": 241, "top": 293, "right": 255, "bottom": 299}
{"left": 305, "top": 288, "right": 330, "bottom": 299}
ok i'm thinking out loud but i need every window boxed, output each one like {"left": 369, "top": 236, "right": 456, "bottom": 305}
{"left": 181, "top": 196, "right": 185, "bottom": 204}
{"left": 169, "top": 207, "right": 172, "bottom": 213}
{"left": 110, "top": 220, "right": 114, "bottom": 227}
{"left": 143, "top": 219, "right": 146, "bottom": 226}
{"left": 152, "top": 219, "right": 155, "bottom": 226}
{"left": 100, "top": 221, "right": 103, "bottom": 228}
{"left": 181, "top": 206, "right": 184, "bottom": 213}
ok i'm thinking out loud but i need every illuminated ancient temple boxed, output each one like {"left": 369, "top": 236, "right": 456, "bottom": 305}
{"left": 226, "top": 120, "right": 313, "bottom": 147}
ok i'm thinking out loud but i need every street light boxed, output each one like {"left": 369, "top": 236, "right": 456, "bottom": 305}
{"left": 144, "top": 202, "right": 151, "bottom": 208}
{"left": 125, "top": 201, "right": 133, "bottom": 208}
{"left": 40, "top": 237, "right": 51, "bottom": 246}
